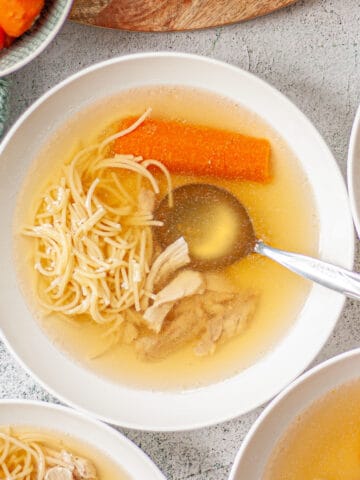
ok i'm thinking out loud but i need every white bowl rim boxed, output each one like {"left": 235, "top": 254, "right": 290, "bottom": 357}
{"left": 228, "top": 347, "right": 360, "bottom": 479}
{"left": 0, "top": 398, "right": 166, "bottom": 479}
{"left": 0, "top": 52, "right": 355, "bottom": 431}
{"left": 0, "top": 0, "right": 73, "bottom": 77}
{"left": 347, "top": 104, "right": 360, "bottom": 238}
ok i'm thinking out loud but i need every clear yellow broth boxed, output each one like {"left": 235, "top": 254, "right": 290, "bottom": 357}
{"left": 14, "top": 85, "right": 319, "bottom": 390}
{"left": 263, "top": 379, "right": 360, "bottom": 480}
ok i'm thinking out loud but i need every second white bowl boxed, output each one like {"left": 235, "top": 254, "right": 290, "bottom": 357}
{"left": 0, "top": 400, "right": 165, "bottom": 479}
{"left": 229, "top": 348, "right": 360, "bottom": 479}
{"left": 347, "top": 105, "right": 360, "bottom": 238}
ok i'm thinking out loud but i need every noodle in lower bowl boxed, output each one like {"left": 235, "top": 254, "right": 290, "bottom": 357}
{"left": 0, "top": 426, "right": 128, "bottom": 480}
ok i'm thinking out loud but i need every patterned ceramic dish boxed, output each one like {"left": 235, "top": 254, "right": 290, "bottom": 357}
{"left": 0, "top": 0, "right": 73, "bottom": 77}
{"left": 0, "top": 78, "right": 9, "bottom": 136}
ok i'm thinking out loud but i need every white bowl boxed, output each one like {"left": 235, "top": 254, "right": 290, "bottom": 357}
{"left": 0, "top": 400, "right": 165, "bottom": 479}
{"left": 347, "top": 105, "right": 360, "bottom": 238}
{"left": 229, "top": 348, "right": 360, "bottom": 479}
{"left": 0, "top": 53, "right": 354, "bottom": 431}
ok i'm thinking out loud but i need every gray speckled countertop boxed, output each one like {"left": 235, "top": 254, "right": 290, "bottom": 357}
{"left": 2, "top": 1, "right": 360, "bottom": 478}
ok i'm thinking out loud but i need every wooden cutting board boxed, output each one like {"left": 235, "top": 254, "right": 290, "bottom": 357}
{"left": 70, "top": 0, "right": 297, "bottom": 32}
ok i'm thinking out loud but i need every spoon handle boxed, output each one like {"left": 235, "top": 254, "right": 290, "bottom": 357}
{"left": 255, "top": 241, "right": 360, "bottom": 300}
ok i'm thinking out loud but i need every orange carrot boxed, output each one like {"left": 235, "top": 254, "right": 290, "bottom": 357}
{"left": 113, "top": 117, "right": 271, "bottom": 183}
{"left": 0, "top": 0, "right": 44, "bottom": 37}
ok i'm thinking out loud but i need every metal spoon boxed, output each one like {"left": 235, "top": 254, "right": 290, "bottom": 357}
{"left": 155, "top": 183, "right": 360, "bottom": 300}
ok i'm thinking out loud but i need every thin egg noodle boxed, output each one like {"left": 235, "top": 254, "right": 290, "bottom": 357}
{"left": 22, "top": 109, "right": 173, "bottom": 349}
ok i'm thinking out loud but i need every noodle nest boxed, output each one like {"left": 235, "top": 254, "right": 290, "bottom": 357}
{"left": 22, "top": 110, "right": 172, "bottom": 349}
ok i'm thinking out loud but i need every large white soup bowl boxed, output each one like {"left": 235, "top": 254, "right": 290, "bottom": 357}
{"left": 0, "top": 53, "right": 354, "bottom": 431}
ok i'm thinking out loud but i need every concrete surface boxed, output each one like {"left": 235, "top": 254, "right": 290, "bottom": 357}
{"left": 2, "top": 0, "right": 360, "bottom": 478}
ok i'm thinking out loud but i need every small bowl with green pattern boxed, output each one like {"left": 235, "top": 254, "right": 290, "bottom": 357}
{"left": 0, "top": 0, "right": 73, "bottom": 77}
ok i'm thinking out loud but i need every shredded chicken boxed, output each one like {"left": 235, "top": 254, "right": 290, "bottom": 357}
{"left": 143, "top": 270, "right": 205, "bottom": 332}
{"left": 136, "top": 285, "right": 258, "bottom": 361}
{"left": 134, "top": 238, "right": 258, "bottom": 360}
{"left": 72, "top": 456, "right": 97, "bottom": 480}
{"left": 136, "top": 295, "right": 207, "bottom": 361}
{"left": 144, "top": 237, "right": 191, "bottom": 302}
{"left": 45, "top": 451, "right": 98, "bottom": 480}
{"left": 194, "top": 292, "right": 257, "bottom": 356}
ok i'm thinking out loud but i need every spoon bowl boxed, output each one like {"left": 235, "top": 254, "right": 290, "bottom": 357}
{"left": 155, "top": 183, "right": 256, "bottom": 269}
{"left": 156, "top": 182, "right": 360, "bottom": 301}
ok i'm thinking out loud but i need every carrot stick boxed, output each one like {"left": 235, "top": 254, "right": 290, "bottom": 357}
{"left": 0, "top": 0, "right": 44, "bottom": 37}
{"left": 113, "top": 117, "right": 271, "bottom": 183}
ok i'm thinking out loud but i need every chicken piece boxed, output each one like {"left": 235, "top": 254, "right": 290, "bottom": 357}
{"left": 143, "top": 302, "right": 173, "bottom": 332}
{"left": 144, "top": 237, "right": 190, "bottom": 300}
{"left": 201, "top": 291, "right": 236, "bottom": 317}
{"left": 136, "top": 295, "right": 207, "bottom": 361}
{"left": 204, "top": 272, "right": 237, "bottom": 293}
{"left": 72, "top": 457, "right": 97, "bottom": 480}
{"left": 60, "top": 451, "right": 97, "bottom": 480}
{"left": 138, "top": 266, "right": 258, "bottom": 361}
{"left": 222, "top": 294, "right": 256, "bottom": 338}
{"left": 138, "top": 188, "right": 155, "bottom": 214}
{"left": 194, "top": 292, "right": 257, "bottom": 356}
{"left": 143, "top": 270, "right": 205, "bottom": 333}
{"left": 45, "top": 467, "right": 73, "bottom": 480}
